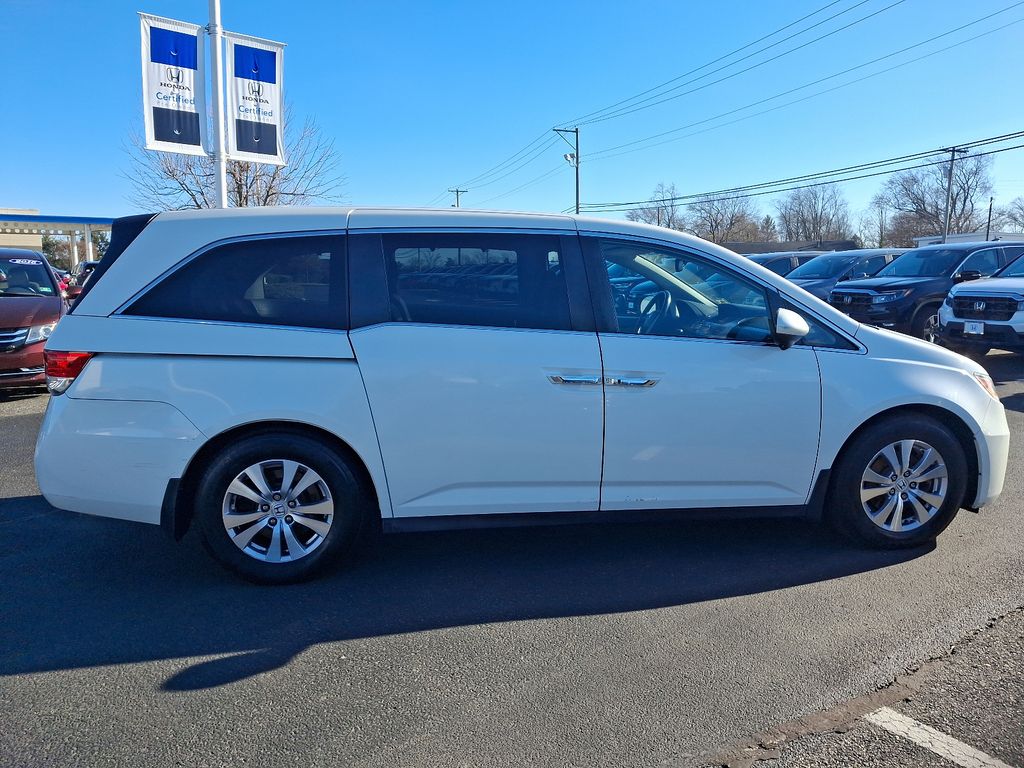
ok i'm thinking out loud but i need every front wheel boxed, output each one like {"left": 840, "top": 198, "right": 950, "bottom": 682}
{"left": 195, "top": 433, "right": 370, "bottom": 584}
{"left": 827, "top": 414, "right": 967, "bottom": 549}
{"left": 911, "top": 305, "right": 941, "bottom": 343}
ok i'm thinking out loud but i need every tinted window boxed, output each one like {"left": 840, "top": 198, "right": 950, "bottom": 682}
{"left": 789, "top": 254, "right": 850, "bottom": 279}
{"left": 127, "top": 235, "right": 346, "bottom": 329}
{"left": 857, "top": 254, "right": 890, "bottom": 278}
{"left": 877, "top": 248, "right": 964, "bottom": 277}
{"left": 600, "top": 240, "right": 773, "bottom": 343}
{"left": 1000, "top": 248, "right": 1024, "bottom": 277}
{"left": 763, "top": 257, "right": 794, "bottom": 275}
{"left": 958, "top": 248, "right": 1001, "bottom": 276}
{"left": 0, "top": 255, "right": 56, "bottom": 296}
{"left": 381, "top": 233, "right": 571, "bottom": 331}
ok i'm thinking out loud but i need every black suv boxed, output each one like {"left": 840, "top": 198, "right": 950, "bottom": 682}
{"left": 828, "top": 241, "right": 1024, "bottom": 340}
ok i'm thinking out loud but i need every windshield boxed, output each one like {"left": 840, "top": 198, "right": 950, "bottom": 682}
{"left": 876, "top": 248, "right": 962, "bottom": 278}
{"left": 0, "top": 256, "right": 56, "bottom": 297}
{"left": 1000, "top": 254, "right": 1024, "bottom": 277}
{"left": 788, "top": 254, "right": 851, "bottom": 279}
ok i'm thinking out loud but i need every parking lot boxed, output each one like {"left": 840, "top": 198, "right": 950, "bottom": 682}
{"left": 0, "top": 353, "right": 1022, "bottom": 767}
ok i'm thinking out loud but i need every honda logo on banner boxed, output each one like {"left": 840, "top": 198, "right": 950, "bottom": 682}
{"left": 139, "top": 13, "right": 208, "bottom": 156}
{"left": 225, "top": 32, "right": 286, "bottom": 166}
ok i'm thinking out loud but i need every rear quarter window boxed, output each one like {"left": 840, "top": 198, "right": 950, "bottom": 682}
{"left": 125, "top": 234, "right": 347, "bottom": 330}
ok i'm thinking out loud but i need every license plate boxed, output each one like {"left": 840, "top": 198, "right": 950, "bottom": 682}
{"left": 964, "top": 321, "right": 985, "bottom": 335}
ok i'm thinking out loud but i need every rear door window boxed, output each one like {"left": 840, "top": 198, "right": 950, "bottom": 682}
{"left": 126, "top": 234, "right": 346, "bottom": 329}
{"left": 380, "top": 233, "right": 572, "bottom": 331}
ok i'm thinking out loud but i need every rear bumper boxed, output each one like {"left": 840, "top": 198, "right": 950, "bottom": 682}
{"left": 34, "top": 394, "right": 206, "bottom": 524}
{"left": 0, "top": 341, "right": 45, "bottom": 389}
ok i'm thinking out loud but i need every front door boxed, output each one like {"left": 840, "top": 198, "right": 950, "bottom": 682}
{"left": 584, "top": 236, "right": 822, "bottom": 510}
{"left": 349, "top": 230, "right": 604, "bottom": 518}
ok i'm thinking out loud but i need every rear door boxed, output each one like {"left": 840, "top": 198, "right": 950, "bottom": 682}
{"left": 348, "top": 228, "right": 604, "bottom": 518}
{"left": 582, "top": 235, "right": 822, "bottom": 511}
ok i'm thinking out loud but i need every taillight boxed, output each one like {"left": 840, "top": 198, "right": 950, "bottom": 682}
{"left": 44, "top": 351, "right": 94, "bottom": 395}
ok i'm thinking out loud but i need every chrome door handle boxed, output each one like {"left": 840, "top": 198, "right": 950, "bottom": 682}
{"left": 549, "top": 374, "right": 602, "bottom": 386}
{"left": 607, "top": 377, "right": 659, "bottom": 388}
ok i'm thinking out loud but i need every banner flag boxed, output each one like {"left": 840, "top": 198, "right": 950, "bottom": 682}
{"left": 225, "top": 32, "right": 286, "bottom": 165}
{"left": 139, "top": 13, "right": 208, "bottom": 156}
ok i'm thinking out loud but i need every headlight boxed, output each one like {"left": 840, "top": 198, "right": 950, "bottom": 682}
{"left": 1018, "top": 299, "right": 1024, "bottom": 311}
{"left": 944, "top": 294, "right": 953, "bottom": 307}
{"left": 25, "top": 323, "right": 56, "bottom": 344}
{"left": 974, "top": 372, "right": 999, "bottom": 401}
{"left": 871, "top": 290, "right": 912, "bottom": 304}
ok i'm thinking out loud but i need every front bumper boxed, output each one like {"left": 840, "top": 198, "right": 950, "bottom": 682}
{"left": 0, "top": 340, "right": 45, "bottom": 389}
{"left": 938, "top": 320, "right": 1024, "bottom": 351}
{"left": 829, "top": 300, "right": 915, "bottom": 331}
{"left": 973, "top": 396, "right": 1010, "bottom": 508}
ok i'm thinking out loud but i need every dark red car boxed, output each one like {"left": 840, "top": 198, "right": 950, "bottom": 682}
{"left": 0, "top": 249, "right": 66, "bottom": 390}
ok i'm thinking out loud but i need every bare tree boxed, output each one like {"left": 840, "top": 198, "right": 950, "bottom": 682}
{"left": 682, "top": 194, "right": 760, "bottom": 244}
{"left": 877, "top": 153, "right": 992, "bottom": 238}
{"left": 626, "top": 183, "right": 684, "bottom": 229}
{"left": 1000, "top": 196, "right": 1024, "bottom": 232}
{"left": 774, "top": 184, "right": 851, "bottom": 242}
{"left": 124, "top": 115, "right": 345, "bottom": 209}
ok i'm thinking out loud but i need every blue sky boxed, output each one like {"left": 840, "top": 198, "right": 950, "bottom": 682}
{"left": 2, "top": 0, "right": 1023, "bottom": 221}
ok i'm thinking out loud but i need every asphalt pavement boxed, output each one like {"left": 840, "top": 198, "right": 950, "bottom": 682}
{"left": 1, "top": 353, "right": 1022, "bottom": 767}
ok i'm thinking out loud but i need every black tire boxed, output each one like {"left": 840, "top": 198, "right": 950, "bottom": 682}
{"left": 827, "top": 414, "right": 967, "bottom": 549}
{"left": 196, "top": 433, "right": 371, "bottom": 584}
{"left": 911, "top": 304, "right": 942, "bottom": 342}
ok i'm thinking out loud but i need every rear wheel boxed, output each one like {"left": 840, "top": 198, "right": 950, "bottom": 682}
{"left": 827, "top": 414, "right": 967, "bottom": 549}
{"left": 196, "top": 433, "right": 370, "bottom": 584}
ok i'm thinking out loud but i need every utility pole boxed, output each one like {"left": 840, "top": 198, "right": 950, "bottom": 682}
{"left": 448, "top": 188, "right": 467, "bottom": 208}
{"left": 208, "top": 0, "right": 229, "bottom": 207}
{"left": 941, "top": 146, "right": 967, "bottom": 244}
{"left": 554, "top": 127, "right": 580, "bottom": 214}
{"left": 985, "top": 196, "right": 994, "bottom": 240}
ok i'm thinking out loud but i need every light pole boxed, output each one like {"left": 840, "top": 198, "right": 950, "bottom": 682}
{"left": 553, "top": 127, "right": 580, "bottom": 214}
{"left": 208, "top": 0, "right": 229, "bottom": 207}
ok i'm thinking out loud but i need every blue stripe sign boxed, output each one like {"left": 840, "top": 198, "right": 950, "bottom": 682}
{"left": 139, "top": 13, "right": 207, "bottom": 156}
{"left": 226, "top": 33, "right": 286, "bottom": 166}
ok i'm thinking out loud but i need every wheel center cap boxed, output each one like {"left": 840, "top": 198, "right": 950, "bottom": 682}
{"left": 896, "top": 479, "right": 908, "bottom": 491}
{"left": 272, "top": 502, "right": 286, "bottom": 515}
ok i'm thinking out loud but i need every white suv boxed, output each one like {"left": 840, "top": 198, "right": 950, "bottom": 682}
{"left": 35, "top": 208, "right": 1009, "bottom": 583}
{"left": 938, "top": 248, "right": 1024, "bottom": 357}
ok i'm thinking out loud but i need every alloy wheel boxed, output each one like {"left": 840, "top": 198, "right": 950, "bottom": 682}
{"left": 221, "top": 459, "right": 334, "bottom": 562}
{"left": 860, "top": 439, "right": 948, "bottom": 532}
{"left": 922, "top": 313, "right": 939, "bottom": 343}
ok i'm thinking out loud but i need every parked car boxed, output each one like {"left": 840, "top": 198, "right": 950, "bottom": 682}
{"left": 0, "top": 249, "right": 65, "bottom": 390}
{"left": 937, "top": 248, "right": 1024, "bottom": 357}
{"left": 787, "top": 248, "right": 905, "bottom": 300}
{"left": 828, "top": 241, "right": 1024, "bottom": 341}
{"left": 65, "top": 260, "right": 100, "bottom": 300}
{"left": 36, "top": 209, "right": 1008, "bottom": 583}
{"left": 746, "top": 251, "right": 823, "bottom": 276}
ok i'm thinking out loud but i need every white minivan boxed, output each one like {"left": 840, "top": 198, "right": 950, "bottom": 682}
{"left": 35, "top": 208, "right": 1010, "bottom": 583}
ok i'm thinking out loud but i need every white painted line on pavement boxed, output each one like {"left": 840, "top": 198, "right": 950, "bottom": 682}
{"left": 865, "top": 707, "right": 1016, "bottom": 768}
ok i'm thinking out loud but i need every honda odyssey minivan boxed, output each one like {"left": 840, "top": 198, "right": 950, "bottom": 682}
{"left": 35, "top": 209, "right": 1009, "bottom": 583}
{"left": 0, "top": 248, "right": 64, "bottom": 390}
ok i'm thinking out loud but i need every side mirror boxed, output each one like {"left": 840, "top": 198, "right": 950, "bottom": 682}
{"left": 774, "top": 308, "right": 810, "bottom": 350}
{"left": 956, "top": 269, "right": 983, "bottom": 283}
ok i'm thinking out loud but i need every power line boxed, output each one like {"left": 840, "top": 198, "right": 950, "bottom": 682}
{"left": 579, "top": 140, "right": 1024, "bottom": 213}
{"left": 585, "top": 6, "right": 1024, "bottom": 161}
{"left": 474, "top": 165, "right": 564, "bottom": 206}
{"left": 559, "top": 0, "right": 855, "bottom": 127}
{"left": 572, "top": 0, "right": 908, "bottom": 127}
{"left": 445, "top": 0, "right": 875, "bottom": 204}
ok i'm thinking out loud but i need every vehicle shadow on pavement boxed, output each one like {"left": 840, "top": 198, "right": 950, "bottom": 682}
{"left": 0, "top": 495, "right": 930, "bottom": 691}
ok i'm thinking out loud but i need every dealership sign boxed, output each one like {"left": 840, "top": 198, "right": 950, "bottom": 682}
{"left": 139, "top": 13, "right": 208, "bottom": 156}
{"left": 225, "top": 33, "right": 286, "bottom": 165}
